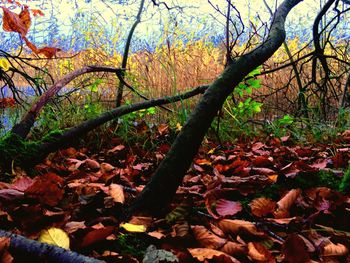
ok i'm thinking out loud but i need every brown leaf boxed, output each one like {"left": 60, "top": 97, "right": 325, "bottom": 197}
{"left": 342, "top": 130, "right": 350, "bottom": 142}
{"left": 282, "top": 233, "right": 310, "bottom": 263}
{"left": 157, "top": 123, "right": 169, "bottom": 135}
{"left": 25, "top": 173, "right": 64, "bottom": 206}
{"left": 217, "top": 219, "right": 265, "bottom": 238}
{"left": 322, "top": 242, "right": 349, "bottom": 257}
{"left": 1, "top": 7, "right": 29, "bottom": 36}
{"left": 191, "top": 225, "right": 227, "bottom": 249}
{"left": 80, "top": 226, "right": 115, "bottom": 248}
{"left": 18, "top": 7, "right": 31, "bottom": 35}
{"left": 0, "top": 237, "right": 13, "bottom": 263}
{"left": 252, "top": 156, "right": 274, "bottom": 168}
{"left": 250, "top": 197, "right": 276, "bottom": 217}
{"left": 101, "top": 163, "right": 115, "bottom": 173}
{"left": 248, "top": 242, "right": 274, "bottom": 262}
{"left": 215, "top": 199, "right": 242, "bottom": 217}
{"left": 188, "top": 248, "right": 241, "bottom": 262}
{"left": 84, "top": 158, "right": 100, "bottom": 170}
{"left": 220, "top": 241, "right": 247, "bottom": 256}
{"left": 64, "top": 221, "right": 86, "bottom": 234}
{"left": 37, "top": 47, "right": 61, "bottom": 58}
{"left": 275, "top": 189, "right": 301, "bottom": 217}
{"left": 108, "top": 184, "right": 124, "bottom": 203}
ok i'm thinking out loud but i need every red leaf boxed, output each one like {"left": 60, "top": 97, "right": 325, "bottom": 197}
{"left": 80, "top": 226, "right": 115, "bottom": 248}
{"left": 215, "top": 199, "right": 242, "bottom": 217}
{"left": 282, "top": 234, "right": 310, "bottom": 263}
{"left": 25, "top": 173, "right": 64, "bottom": 206}
{"left": 31, "top": 9, "right": 44, "bottom": 17}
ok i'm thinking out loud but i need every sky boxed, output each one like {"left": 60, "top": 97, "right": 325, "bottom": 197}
{"left": 0, "top": 0, "right": 348, "bottom": 51}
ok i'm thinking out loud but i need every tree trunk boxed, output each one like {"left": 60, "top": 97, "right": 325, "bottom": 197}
{"left": 128, "top": 0, "right": 303, "bottom": 215}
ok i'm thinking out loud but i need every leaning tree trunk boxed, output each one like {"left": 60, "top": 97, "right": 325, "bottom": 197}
{"left": 128, "top": 0, "right": 303, "bottom": 215}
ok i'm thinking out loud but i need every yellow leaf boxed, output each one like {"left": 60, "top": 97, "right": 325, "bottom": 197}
{"left": 120, "top": 223, "right": 146, "bottom": 233}
{"left": 38, "top": 227, "right": 70, "bottom": 249}
{"left": 176, "top": 123, "right": 182, "bottom": 131}
{"left": 0, "top": 58, "right": 10, "bottom": 71}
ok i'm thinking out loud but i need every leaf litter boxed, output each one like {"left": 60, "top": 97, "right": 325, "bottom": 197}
{"left": 0, "top": 129, "right": 350, "bottom": 262}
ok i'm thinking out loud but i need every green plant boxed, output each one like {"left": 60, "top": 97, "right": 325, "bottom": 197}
{"left": 266, "top": 114, "right": 294, "bottom": 138}
{"left": 217, "top": 66, "right": 263, "bottom": 140}
{"left": 339, "top": 166, "right": 350, "bottom": 194}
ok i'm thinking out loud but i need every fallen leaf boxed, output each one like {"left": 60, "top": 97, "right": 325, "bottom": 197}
{"left": 108, "top": 184, "right": 125, "bottom": 203}
{"left": 38, "top": 227, "right": 70, "bottom": 249}
{"left": 282, "top": 233, "right": 310, "bottom": 263}
{"left": 0, "top": 237, "right": 13, "bottom": 263}
{"left": 188, "top": 248, "right": 240, "bottom": 262}
{"left": 248, "top": 242, "right": 274, "bottom": 262}
{"left": 275, "top": 188, "right": 301, "bottom": 217}
{"left": 25, "top": 173, "right": 64, "bottom": 206}
{"left": 215, "top": 199, "right": 242, "bottom": 217}
{"left": 80, "top": 226, "right": 115, "bottom": 248}
{"left": 220, "top": 241, "right": 247, "bottom": 256}
{"left": 250, "top": 197, "right": 276, "bottom": 217}
{"left": 322, "top": 242, "right": 349, "bottom": 256}
{"left": 120, "top": 223, "right": 146, "bottom": 233}
{"left": 191, "top": 225, "right": 227, "bottom": 249}
{"left": 217, "top": 219, "right": 265, "bottom": 238}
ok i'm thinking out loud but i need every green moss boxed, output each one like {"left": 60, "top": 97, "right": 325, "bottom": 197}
{"left": 0, "top": 130, "right": 63, "bottom": 180}
{"left": 339, "top": 166, "right": 350, "bottom": 194}
{"left": 115, "top": 233, "right": 151, "bottom": 258}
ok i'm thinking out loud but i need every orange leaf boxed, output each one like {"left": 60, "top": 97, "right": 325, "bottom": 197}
{"left": 2, "top": 7, "right": 28, "bottom": 36}
{"left": 248, "top": 242, "right": 274, "bottom": 262}
{"left": 19, "top": 7, "right": 31, "bottom": 35}
{"left": 220, "top": 241, "right": 247, "bottom": 256}
{"left": 37, "top": 47, "right": 61, "bottom": 58}
{"left": 217, "top": 219, "right": 265, "bottom": 238}
{"left": 250, "top": 197, "right": 276, "bottom": 217}
{"left": 31, "top": 9, "right": 44, "bottom": 17}
{"left": 276, "top": 188, "right": 301, "bottom": 213}
{"left": 23, "top": 36, "right": 38, "bottom": 53}
{"left": 322, "top": 242, "right": 349, "bottom": 256}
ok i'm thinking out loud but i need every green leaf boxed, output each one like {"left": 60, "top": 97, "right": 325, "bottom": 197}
{"left": 247, "top": 79, "right": 261, "bottom": 89}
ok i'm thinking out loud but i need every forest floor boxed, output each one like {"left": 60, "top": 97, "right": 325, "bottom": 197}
{"left": 0, "top": 126, "right": 350, "bottom": 262}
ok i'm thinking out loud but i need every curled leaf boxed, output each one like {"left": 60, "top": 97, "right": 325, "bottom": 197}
{"left": 322, "top": 242, "right": 349, "bottom": 256}
{"left": 248, "top": 242, "right": 274, "bottom": 262}
{"left": 277, "top": 189, "right": 301, "bottom": 211}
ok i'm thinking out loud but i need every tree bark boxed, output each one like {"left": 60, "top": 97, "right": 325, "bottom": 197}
{"left": 7, "top": 85, "right": 207, "bottom": 168}
{"left": 128, "top": 0, "right": 303, "bottom": 215}
{"left": 0, "top": 230, "right": 102, "bottom": 263}
{"left": 11, "top": 66, "right": 123, "bottom": 139}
